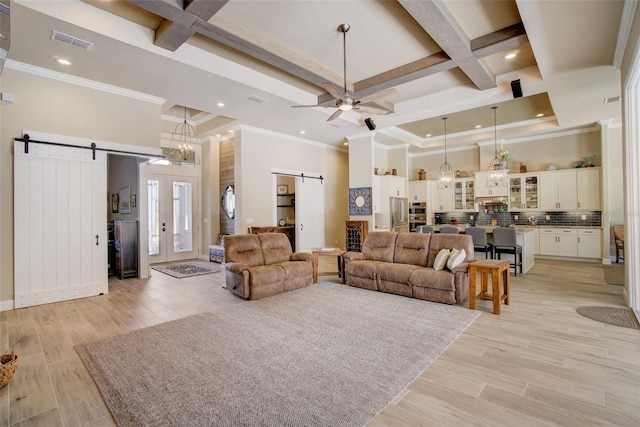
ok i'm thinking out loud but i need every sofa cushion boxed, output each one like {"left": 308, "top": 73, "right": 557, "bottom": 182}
{"left": 446, "top": 248, "right": 466, "bottom": 270}
{"left": 393, "top": 233, "right": 431, "bottom": 266}
{"left": 433, "top": 249, "right": 450, "bottom": 271}
{"left": 362, "top": 232, "right": 398, "bottom": 263}
{"left": 409, "top": 268, "right": 455, "bottom": 291}
{"left": 427, "top": 234, "right": 474, "bottom": 267}
{"left": 224, "top": 234, "right": 265, "bottom": 267}
{"left": 258, "top": 233, "right": 293, "bottom": 264}
{"left": 248, "top": 264, "right": 285, "bottom": 287}
{"left": 346, "top": 260, "right": 382, "bottom": 280}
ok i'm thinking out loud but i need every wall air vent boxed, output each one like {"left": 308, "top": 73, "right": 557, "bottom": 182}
{"left": 604, "top": 95, "right": 620, "bottom": 104}
{"left": 51, "top": 31, "right": 94, "bottom": 51}
{"left": 248, "top": 94, "right": 268, "bottom": 104}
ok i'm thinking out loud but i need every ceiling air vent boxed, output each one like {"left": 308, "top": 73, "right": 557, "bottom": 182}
{"left": 248, "top": 94, "right": 268, "bottom": 104}
{"left": 51, "top": 31, "right": 94, "bottom": 51}
{"left": 604, "top": 95, "right": 620, "bottom": 104}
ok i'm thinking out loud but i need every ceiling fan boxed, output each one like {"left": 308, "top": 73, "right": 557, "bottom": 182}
{"left": 293, "top": 23, "right": 398, "bottom": 121}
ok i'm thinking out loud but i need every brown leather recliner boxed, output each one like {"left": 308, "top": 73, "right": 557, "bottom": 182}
{"left": 224, "top": 233, "right": 313, "bottom": 300}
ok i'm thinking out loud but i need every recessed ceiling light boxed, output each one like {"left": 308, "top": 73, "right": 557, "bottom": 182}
{"left": 343, "top": 142, "right": 349, "bottom": 146}
{"left": 536, "top": 113, "right": 544, "bottom": 117}
{"left": 475, "top": 125, "right": 482, "bottom": 129}
{"left": 56, "top": 58, "right": 71, "bottom": 66}
{"left": 299, "top": 130, "right": 306, "bottom": 135}
{"left": 426, "top": 134, "right": 432, "bottom": 137}
{"left": 504, "top": 52, "right": 517, "bottom": 60}
{"left": 228, "top": 129, "right": 233, "bottom": 133}
{"left": 217, "top": 102, "right": 225, "bottom": 107}
{"left": 215, "top": 134, "right": 222, "bottom": 138}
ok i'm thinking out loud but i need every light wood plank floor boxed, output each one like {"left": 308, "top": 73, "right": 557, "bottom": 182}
{"left": 1, "top": 258, "right": 639, "bottom": 426}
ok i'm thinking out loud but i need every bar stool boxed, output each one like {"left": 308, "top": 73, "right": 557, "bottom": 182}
{"left": 439, "top": 226, "right": 459, "bottom": 234}
{"left": 417, "top": 225, "right": 434, "bottom": 234}
{"left": 613, "top": 225, "right": 624, "bottom": 263}
{"left": 493, "top": 227, "right": 522, "bottom": 276}
{"left": 465, "top": 227, "right": 494, "bottom": 259}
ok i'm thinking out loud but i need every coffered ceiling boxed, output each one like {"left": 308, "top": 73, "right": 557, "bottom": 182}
{"left": 4, "top": 0, "right": 628, "bottom": 154}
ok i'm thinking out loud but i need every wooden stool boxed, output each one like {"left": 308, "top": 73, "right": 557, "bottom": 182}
{"left": 469, "top": 259, "right": 511, "bottom": 315}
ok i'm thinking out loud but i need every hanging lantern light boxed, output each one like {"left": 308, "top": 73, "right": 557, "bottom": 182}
{"left": 437, "top": 117, "right": 454, "bottom": 189}
{"left": 487, "top": 106, "right": 507, "bottom": 187}
{"left": 171, "top": 106, "right": 195, "bottom": 162}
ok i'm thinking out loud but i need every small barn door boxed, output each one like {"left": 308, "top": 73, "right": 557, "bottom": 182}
{"left": 14, "top": 140, "right": 107, "bottom": 308}
{"left": 295, "top": 176, "right": 325, "bottom": 252}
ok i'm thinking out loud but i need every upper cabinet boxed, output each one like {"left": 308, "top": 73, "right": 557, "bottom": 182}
{"left": 576, "top": 168, "right": 601, "bottom": 210}
{"left": 508, "top": 173, "right": 539, "bottom": 210}
{"left": 474, "top": 171, "right": 508, "bottom": 197}
{"left": 539, "top": 168, "right": 600, "bottom": 211}
{"left": 428, "top": 180, "right": 454, "bottom": 212}
{"left": 454, "top": 178, "right": 476, "bottom": 211}
{"left": 408, "top": 180, "right": 428, "bottom": 202}
{"left": 373, "top": 175, "right": 406, "bottom": 213}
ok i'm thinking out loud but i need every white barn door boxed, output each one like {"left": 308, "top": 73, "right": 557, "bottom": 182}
{"left": 295, "top": 177, "right": 325, "bottom": 252}
{"left": 14, "top": 140, "right": 108, "bottom": 308}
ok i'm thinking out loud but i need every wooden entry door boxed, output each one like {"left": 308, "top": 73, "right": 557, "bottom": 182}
{"left": 13, "top": 140, "right": 108, "bottom": 308}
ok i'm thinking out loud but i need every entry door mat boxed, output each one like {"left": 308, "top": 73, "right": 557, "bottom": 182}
{"left": 151, "top": 261, "right": 221, "bottom": 278}
{"left": 75, "top": 283, "right": 479, "bottom": 426}
{"left": 576, "top": 306, "right": 640, "bottom": 330}
{"left": 602, "top": 264, "right": 624, "bottom": 286}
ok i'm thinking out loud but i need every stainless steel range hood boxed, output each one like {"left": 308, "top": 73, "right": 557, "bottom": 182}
{"left": 475, "top": 196, "right": 508, "bottom": 206}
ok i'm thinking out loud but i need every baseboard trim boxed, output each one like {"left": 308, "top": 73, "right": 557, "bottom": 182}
{"left": 1, "top": 299, "right": 15, "bottom": 312}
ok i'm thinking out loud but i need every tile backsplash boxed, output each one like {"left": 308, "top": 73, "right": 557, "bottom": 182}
{"left": 435, "top": 211, "right": 602, "bottom": 227}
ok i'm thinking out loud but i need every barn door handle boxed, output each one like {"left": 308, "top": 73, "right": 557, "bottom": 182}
{"left": 300, "top": 224, "right": 304, "bottom": 231}
{"left": 95, "top": 235, "right": 100, "bottom": 246}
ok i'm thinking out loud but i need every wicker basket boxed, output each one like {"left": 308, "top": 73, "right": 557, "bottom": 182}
{"left": 0, "top": 352, "right": 18, "bottom": 388}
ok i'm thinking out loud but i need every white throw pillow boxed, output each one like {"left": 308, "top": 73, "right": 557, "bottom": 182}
{"left": 447, "top": 248, "right": 467, "bottom": 270}
{"left": 433, "top": 249, "right": 451, "bottom": 271}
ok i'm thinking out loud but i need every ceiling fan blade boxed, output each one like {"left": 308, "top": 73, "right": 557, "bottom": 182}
{"left": 321, "top": 82, "right": 346, "bottom": 102}
{"left": 355, "top": 105, "right": 390, "bottom": 115}
{"left": 291, "top": 104, "right": 323, "bottom": 108}
{"left": 356, "top": 88, "right": 398, "bottom": 104}
{"left": 327, "top": 109, "right": 344, "bottom": 121}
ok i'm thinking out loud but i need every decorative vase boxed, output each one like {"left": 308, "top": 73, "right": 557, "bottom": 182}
{"left": 418, "top": 169, "right": 426, "bottom": 180}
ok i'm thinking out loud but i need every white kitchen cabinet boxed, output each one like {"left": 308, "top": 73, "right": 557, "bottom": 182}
{"left": 508, "top": 173, "right": 539, "bottom": 210}
{"left": 454, "top": 178, "right": 476, "bottom": 211}
{"left": 538, "top": 228, "right": 577, "bottom": 257}
{"left": 540, "top": 170, "right": 577, "bottom": 210}
{"left": 428, "top": 180, "right": 454, "bottom": 212}
{"left": 373, "top": 175, "right": 406, "bottom": 214}
{"left": 409, "top": 180, "right": 428, "bottom": 202}
{"left": 576, "top": 168, "right": 601, "bottom": 210}
{"left": 577, "top": 228, "right": 601, "bottom": 258}
{"left": 474, "top": 171, "right": 508, "bottom": 197}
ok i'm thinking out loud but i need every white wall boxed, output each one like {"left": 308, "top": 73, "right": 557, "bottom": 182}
{"left": 236, "top": 127, "right": 349, "bottom": 247}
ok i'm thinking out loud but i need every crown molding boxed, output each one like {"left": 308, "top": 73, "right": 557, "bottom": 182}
{"left": 236, "top": 124, "right": 347, "bottom": 153}
{"left": 5, "top": 60, "right": 165, "bottom": 104}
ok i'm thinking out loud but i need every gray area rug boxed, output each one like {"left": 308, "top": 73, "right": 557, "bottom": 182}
{"left": 576, "top": 306, "right": 640, "bottom": 330}
{"left": 75, "top": 283, "right": 479, "bottom": 426}
{"left": 151, "top": 261, "right": 220, "bottom": 278}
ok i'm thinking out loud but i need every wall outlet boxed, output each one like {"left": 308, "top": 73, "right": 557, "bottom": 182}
{"left": 514, "top": 215, "right": 519, "bottom": 220}
{"left": 469, "top": 215, "right": 474, "bottom": 220}
{"left": 545, "top": 215, "right": 550, "bottom": 220}
{"left": 581, "top": 214, "right": 587, "bottom": 220}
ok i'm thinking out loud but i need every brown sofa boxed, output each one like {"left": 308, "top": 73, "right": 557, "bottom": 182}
{"left": 224, "top": 233, "right": 313, "bottom": 300}
{"left": 343, "top": 231, "right": 474, "bottom": 304}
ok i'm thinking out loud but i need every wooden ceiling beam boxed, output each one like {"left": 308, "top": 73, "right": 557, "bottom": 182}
{"left": 128, "top": 0, "right": 229, "bottom": 52}
{"left": 355, "top": 24, "right": 528, "bottom": 97}
{"left": 398, "top": 0, "right": 497, "bottom": 90}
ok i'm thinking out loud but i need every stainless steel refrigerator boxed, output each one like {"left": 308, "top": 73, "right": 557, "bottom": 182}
{"left": 390, "top": 197, "right": 409, "bottom": 233}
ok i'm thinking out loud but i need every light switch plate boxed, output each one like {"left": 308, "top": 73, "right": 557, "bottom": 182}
{"left": 545, "top": 215, "right": 550, "bottom": 220}
{"left": 581, "top": 215, "right": 587, "bottom": 220}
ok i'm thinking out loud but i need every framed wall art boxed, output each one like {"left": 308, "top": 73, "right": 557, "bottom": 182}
{"left": 119, "top": 186, "right": 131, "bottom": 214}
{"left": 348, "top": 187, "right": 372, "bottom": 215}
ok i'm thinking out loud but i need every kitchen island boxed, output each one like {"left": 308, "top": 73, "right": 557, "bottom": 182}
{"left": 432, "top": 225, "right": 536, "bottom": 274}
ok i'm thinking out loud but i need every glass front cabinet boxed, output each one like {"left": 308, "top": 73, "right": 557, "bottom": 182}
{"left": 454, "top": 178, "right": 476, "bottom": 211}
{"left": 509, "top": 174, "right": 539, "bottom": 210}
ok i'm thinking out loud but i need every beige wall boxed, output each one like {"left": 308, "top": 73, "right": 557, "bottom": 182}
{"left": 236, "top": 127, "right": 349, "bottom": 247}
{"left": 1, "top": 69, "right": 162, "bottom": 305}
{"left": 108, "top": 155, "right": 140, "bottom": 222}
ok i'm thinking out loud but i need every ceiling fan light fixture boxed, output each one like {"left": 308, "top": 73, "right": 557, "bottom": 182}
{"left": 437, "top": 117, "right": 454, "bottom": 189}
{"left": 487, "top": 106, "right": 507, "bottom": 187}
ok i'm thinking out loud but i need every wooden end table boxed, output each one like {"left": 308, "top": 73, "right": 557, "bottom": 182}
{"left": 469, "top": 259, "right": 511, "bottom": 315}
{"left": 312, "top": 248, "right": 346, "bottom": 284}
